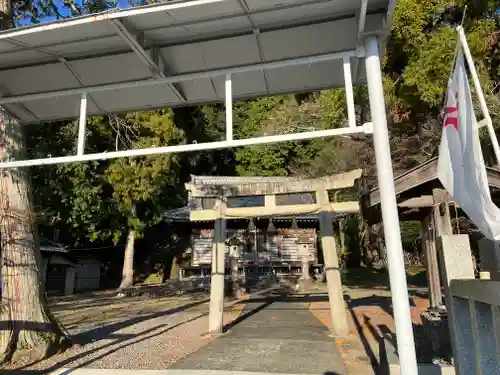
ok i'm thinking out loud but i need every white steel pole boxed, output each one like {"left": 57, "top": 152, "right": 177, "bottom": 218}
{"left": 77, "top": 92, "right": 88, "bottom": 156}
{"left": 225, "top": 73, "right": 233, "bottom": 141}
{"left": 457, "top": 26, "right": 500, "bottom": 166}
{"left": 0, "top": 125, "right": 370, "bottom": 169}
{"left": 364, "top": 35, "right": 418, "bottom": 375}
{"left": 343, "top": 56, "right": 356, "bottom": 128}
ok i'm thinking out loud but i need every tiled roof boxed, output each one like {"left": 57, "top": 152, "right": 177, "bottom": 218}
{"left": 190, "top": 175, "right": 306, "bottom": 185}
{"left": 40, "top": 238, "right": 69, "bottom": 253}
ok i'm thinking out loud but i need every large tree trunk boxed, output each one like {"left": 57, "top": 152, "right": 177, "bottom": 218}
{"left": 119, "top": 228, "right": 135, "bottom": 290}
{"left": 0, "top": 114, "right": 68, "bottom": 362}
{"left": 0, "top": 0, "right": 12, "bottom": 30}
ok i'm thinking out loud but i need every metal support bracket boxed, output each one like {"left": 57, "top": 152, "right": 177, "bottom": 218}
{"left": 111, "top": 19, "right": 186, "bottom": 102}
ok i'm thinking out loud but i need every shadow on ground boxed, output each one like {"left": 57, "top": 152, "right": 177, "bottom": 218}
{"left": 3, "top": 299, "right": 209, "bottom": 374}
{"left": 50, "top": 290, "right": 208, "bottom": 312}
{"left": 344, "top": 291, "right": 431, "bottom": 371}
{"left": 3, "top": 287, "right": 282, "bottom": 374}
{"left": 1, "top": 271, "right": 428, "bottom": 374}
{"left": 342, "top": 267, "right": 428, "bottom": 289}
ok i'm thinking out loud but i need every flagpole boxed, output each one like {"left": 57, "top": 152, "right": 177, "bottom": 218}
{"left": 457, "top": 25, "right": 500, "bottom": 166}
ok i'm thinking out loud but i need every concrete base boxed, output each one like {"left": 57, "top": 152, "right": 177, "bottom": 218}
{"left": 380, "top": 336, "right": 455, "bottom": 375}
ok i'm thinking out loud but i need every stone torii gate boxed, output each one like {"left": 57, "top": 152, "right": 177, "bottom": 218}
{"left": 187, "top": 169, "right": 362, "bottom": 336}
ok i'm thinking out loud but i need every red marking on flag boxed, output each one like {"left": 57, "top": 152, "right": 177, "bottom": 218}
{"left": 443, "top": 92, "right": 459, "bottom": 131}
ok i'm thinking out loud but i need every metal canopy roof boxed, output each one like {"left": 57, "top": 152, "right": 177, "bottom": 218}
{"left": 0, "top": 0, "right": 394, "bottom": 124}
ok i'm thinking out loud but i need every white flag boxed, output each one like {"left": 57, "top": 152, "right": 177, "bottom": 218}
{"left": 437, "top": 50, "right": 500, "bottom": 240}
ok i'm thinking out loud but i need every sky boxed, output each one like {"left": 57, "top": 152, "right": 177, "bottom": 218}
{"left": 19, "top": 0, "right": 136, "bottom": 25}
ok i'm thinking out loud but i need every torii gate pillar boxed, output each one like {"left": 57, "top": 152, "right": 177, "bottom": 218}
{"left": 316, "top": 189, "right": 349, "bottom": 337}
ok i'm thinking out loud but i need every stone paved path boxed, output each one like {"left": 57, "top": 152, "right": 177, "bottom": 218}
{"left": 170, "top": 293, "right": 348, "bottom": 375}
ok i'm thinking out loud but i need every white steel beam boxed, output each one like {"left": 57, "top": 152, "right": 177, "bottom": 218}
{"left": 77, "top": 92, "right": 87, "bottom": 156}
{"left": 0, "top": 0, "right": 229, "bottom": 41}
{"left": 357, "top": 0, "right": 368, "bottom": 37}
{"left": 225, "top": 73, "right": 233, "bottom": 141}
{"left": 353, "top": 0, "right": 368, "bottom": 84}
{"left": 364, "top": 35, "right": 418, "bottom": 375}
{"left": 457, "top": 26, "right": 500, "bottom": 166}
{"left": 0, "top": 49, "right": 360, "bottom": 106}
{"left": 343, "top": 56, "right": 356, "bottom": 128}
{"left": 0, "top": 124, "right": 371, "bottom": 169}
{"left": 111, "top": 19, "right": 187, "bottom": 102}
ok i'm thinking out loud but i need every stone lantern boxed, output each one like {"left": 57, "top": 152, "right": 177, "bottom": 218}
{"left": 297, "top": 235, "right": 312, "bottom": 281}
{"left": 226, "top": 236, "right": 243, "bottom": 298}
{"left": 227, "top": 236, "right": 243, "bottom": 259}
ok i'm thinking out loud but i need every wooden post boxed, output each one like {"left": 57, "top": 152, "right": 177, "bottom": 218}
{"left": 338, "top": 218, "right": 346, "bottom": 261}
{"left": 432, "top": 189, "right": 453, "bottom": 236}
{"left": 425, "top": 188, "right": 453, "bottom": 309}
{"left": 422, "top": 215, "right": 442, "bottom": 308}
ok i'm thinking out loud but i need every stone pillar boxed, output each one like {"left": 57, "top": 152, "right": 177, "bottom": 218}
{"left": 437, "top": 234, "right": 475, "bottom": 375}
{"left": 478, "top": 238, "right": 500, "bottom": 281}
{"left": 64, "top": 267, "right": 76, "bottom": 295}
{"left": 316, "top": 189, "right": 348, "bottom": 337}
{"left": 264, "top": 194, "right": 276, "bottom": 208}
{"left": 209, "top": 196, "right": 227, "bottom": 334}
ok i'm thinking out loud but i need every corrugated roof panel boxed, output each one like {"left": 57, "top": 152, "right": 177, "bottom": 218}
{"left": 0, "top": 0, "right": 393, "bottom": 123}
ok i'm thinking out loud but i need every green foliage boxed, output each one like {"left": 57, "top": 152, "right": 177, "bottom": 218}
{"left": 27, "top": 106, "right": 229, "bottom": 248}
{"left": 400, "top": 221, "right": 422, "bottom": 251}
{"left": 233, "top": 90, "right": 349, "bottom": 177}
{"left": 403, "top": 26, "right": 458, "bottom": 106}
{"left": 9, "top": 0, "right": 118, "bottom": 26}
{"left": 105, "top": 110, "right": 184, "bottom": 239}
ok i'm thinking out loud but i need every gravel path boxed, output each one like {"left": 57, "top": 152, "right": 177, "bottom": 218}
{"left": 2, "top": 293, "right": 245, "bottom": 372}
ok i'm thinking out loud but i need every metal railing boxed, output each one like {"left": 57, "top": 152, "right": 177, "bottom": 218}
{"left": 448, "top": 279, "right": 500, "bottom": 375}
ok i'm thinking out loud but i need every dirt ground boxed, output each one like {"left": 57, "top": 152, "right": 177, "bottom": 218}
{"left": 1, "top": 291, "right": 246, "bottom": 372}
{"left": 309, "top": 286, "right": 430, "bottom": 375}
{"left": 0, "top": 269, "right": 431, "bottom": 374}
